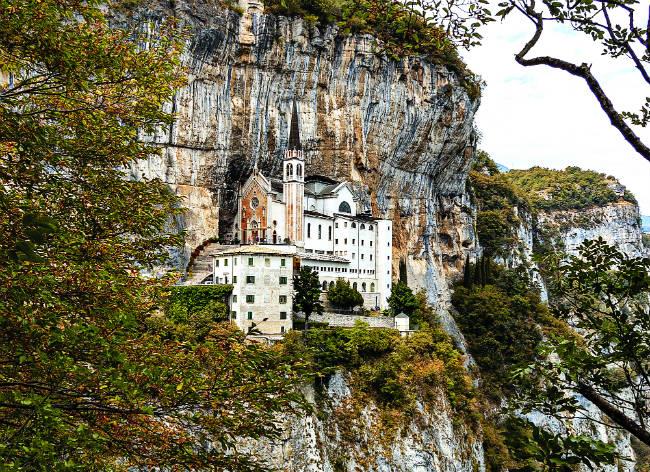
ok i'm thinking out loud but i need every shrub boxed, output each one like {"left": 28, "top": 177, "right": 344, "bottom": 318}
{"left": 165, "top": 285, "right": 233, "bottom": 322}
{"left": 327, "top": 278, "right": 364, "bottom": 309}
{"left": 387, "top": 282, "right": 418, "bottom": 317}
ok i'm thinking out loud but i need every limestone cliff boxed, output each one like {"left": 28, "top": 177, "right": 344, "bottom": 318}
{"left": 122, "top": 1, "right": 479, "bottom": 309}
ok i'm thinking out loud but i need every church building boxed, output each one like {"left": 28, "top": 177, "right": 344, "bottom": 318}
{"left": 214, "top": 102, "right": 393, "bottom": 334}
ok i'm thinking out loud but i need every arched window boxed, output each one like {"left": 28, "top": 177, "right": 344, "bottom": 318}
{"left": 287, "top": 163, "right": 293, "bottom": 177}
{"left": 360, "top": 224, "right": 365, "bottom": 230}
{"left": 296, "top": 164, "right": 302, "bottom": 177}
{"left": 322, "top": 281, "right": 328, "bottom": 290}
{"left": 329, "top": 281, "right": 334, "bottom": 289}
{"left": 338, "top": 201, "right": 351, "bottom": 213}
{"left": 370, "top": 283, "right": 375, "bottom": 292}
{"left": 351, "top": 222, "right": 357, "bottom": 228}
{"left": 307, "top": 223, "right": 311, "bottom": 238}
{"left": 362, "top": 282, "right": 367, "bottom": 292}
{"left": 369, "top": 225, "right": 373, "bottom": 231}
{"left": 318, "top": 225, "right": 322, "bottom": 239}
{"left": 353, "top": 282, "right": 358, "bottom": 290}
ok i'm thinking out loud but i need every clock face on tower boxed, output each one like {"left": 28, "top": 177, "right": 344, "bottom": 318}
{"left": 251, "top": 196, "right": 259, "bottom": 209}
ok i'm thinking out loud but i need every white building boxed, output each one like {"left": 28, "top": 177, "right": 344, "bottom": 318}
{"left": 215, "top": 101, "right": 393, "bottom": 329}
{"left": 213, "top": 245, "right": 296, "bottom": 335}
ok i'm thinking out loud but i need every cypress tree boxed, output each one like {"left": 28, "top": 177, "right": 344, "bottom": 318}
{"left": 473, "top": 256, "right": 481, "bottom": 287}
{"left": 463, "top": 254, "right": 472, "bottom": 288}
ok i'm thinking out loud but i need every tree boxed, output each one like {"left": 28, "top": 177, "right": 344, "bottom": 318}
{"left": 327, "top": 278, "right": 364, "bottom": 309}
{"left": 387, "top": 281, "right": 419, "bottom": 316}
{"left": 514, "top": 239, "right": 650, "bottom": 447}
{"left": 0, "top": 2, "right": 307, "bottom": 469}
{"left": 494, "top": 0, "right": 650, "bottom": 163}
{"left": 293, "top": 266, "right": 324, "bottom": 328}
{"left": 463, "top": 254, "right": 473, "bottom": 288}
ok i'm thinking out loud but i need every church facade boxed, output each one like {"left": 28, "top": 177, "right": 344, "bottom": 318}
{"left": 213, "top": 103, "right": 393, "bottom": 334}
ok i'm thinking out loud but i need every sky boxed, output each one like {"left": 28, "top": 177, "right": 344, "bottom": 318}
{"left": 462, "top": 14, "right": 650, "bottom": 214}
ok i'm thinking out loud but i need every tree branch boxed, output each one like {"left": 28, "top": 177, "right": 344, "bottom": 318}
{"left": 577, "top": 381, "right": 650, "bottom": 447}
{"left": 514, "top": 5, "right": 650, "bottom": 163}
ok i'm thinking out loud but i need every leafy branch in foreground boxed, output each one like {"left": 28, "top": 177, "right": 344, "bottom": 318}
{"left": 513, "top": 238, "right": 650, "bottom": 447}
{"left": 0, "top": 1, "right": 308, "bottom": 469}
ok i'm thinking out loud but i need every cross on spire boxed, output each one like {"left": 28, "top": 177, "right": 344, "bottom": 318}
{"left": 288, "top": 100, "right": 301, "bottom": 151}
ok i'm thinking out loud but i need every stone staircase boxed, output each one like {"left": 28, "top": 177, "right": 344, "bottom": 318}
{"left": 184, "top": 243, "right": 231, "bottom": 285}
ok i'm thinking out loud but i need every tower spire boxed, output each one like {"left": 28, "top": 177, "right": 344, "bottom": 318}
{"left": 288, "top": 100, "right": 301, "bottom": 151}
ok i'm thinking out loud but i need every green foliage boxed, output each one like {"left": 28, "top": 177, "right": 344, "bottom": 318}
{"left": 643, "top": 233, "right": 650, "bottom": 248}
{"left": 284, "top": 320, "right": 475, "bottom": 411}
{"left": 165, "top": 284, "right": 233, "bottom": 321}
{"left": 294, "top": 266, "right": 324, "bottom": 324}
{"left": 514, "top": 239, "right": 650, "bottom": 445}
{"left": 327, "top": 278, "right": 364, "bottom": 309}
{"left": 452, "top": 264, "right": 547, "bottom": 398}
{"left": 505, "top": 166, "right": 634, "bottom": 211}
{"left": 502, "top": 417, "right": 618, "bottom": 471}
{"left": 387, "top": 281, "right": 419, "bottom": 317}
{"left": 469, "top": 152, "right": 531, "bottom": 257}
{"left": 0, "top": 2, "right": 308, "bottom": 469}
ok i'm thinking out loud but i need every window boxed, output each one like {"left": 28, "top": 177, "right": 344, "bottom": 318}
{"left": 335, "top": 239, "right": 339, "bottom": 244}
{"left": 307, "top": 223, "right": 311, "bottom": 238}
{"left": 279, "top": 276, "right": 288, "bottom": 285}
{"left": 246, "top": 295, "right": 255, "bottom": 303}
{"left": 246, "top": 275, "right": 255, "bottom": 284}
{"left": 352, "top": 253, "right": 356, "bottom": 259}
{"left": 280, "top": 312, "right": 287, "bottom": 320}
{"left": 231, "top": 311, "right": 237, "bottom": 319}
{"left": 328, "top": 226, "right": 332, "bottom": 240}
{"left": 318, "top": 225, "right": 322, "bottom": 239}
{"left": 387, "top": 241, "right": 390, "bottom": 247}
{"left": 233, "top": 276, "right": 237, "bottom": 283}
{"left": 234, "top": 258, "right": 238, "bottom": 266}
{"left": 251, "top": 196, "right": 259, "bottom": 208}
{"left": 281, "top": 258, "right": 286, "bottom": 267}
{"left": 296, "top": 163, "right": 302, "bottom": 177}
{"left": 338, "top": 201, "right": 352, "bottom": 213}
{"left": 215, "top": 259, "right": 220, "bottom": 267}
{"left": 361, "top": 240, "right": 364, "bottom": 246}
{"left": 224, "top": 258, "right": 228, "bottom": 266}
{"left": 370, "top": 255, "right": 373, "bottom": 261}
{"left": 362, "top": 282, "right": 366, "bottom": 292}
{"left": 361, "top": 254, "right": 364, "bottom": 260}
{"left": 287, "top": 163, "right": 293, "bottom": 177}
{"left": 344, "top": 222, "right": 348, "bottom": 228}
{"left": 335, "top": 223, "right": 339, "bottom": 228}
{"left": 279, "top": 295, "right": 287, "bottom": 304}
{"left": 353, "top": 282, "right": 358, "bottom": 290}
{"left": 322, "top": 281, "right": 327, "bottom": 290}
{"left": 329, "top": 281, "right": 334, "bottom": 289}
{"left": 232, "top": 295, "right": 238, "bottom": 302}
{"left": 248, "top": 257, "right": 254, "bottom": 266}
{"left": 281, "top": 326, "right": 286, "bottom": 334}
{"left": 247, "top": 311, "right": 253, "bottom": 320}
{"left": 265, "top": 257, "right": 270, "bottom": 267}
{"left": 360, "top": 224, "right": 365, "bottom": 230}
{"left": 344, "top": 238, "right": 348, "bottom": 244}
{"left": 369, "top": 241, "right": 372, "bottom": 247}
{"left": 369, "top": 225, "right": 373, "bottom": 231}
{"left": 351, "top": 222, "right": 357, "bottom": 228}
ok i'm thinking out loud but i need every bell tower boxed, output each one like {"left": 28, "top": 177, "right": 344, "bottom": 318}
{"left": 283, "top": 101, "right": 305, "bottom": 247}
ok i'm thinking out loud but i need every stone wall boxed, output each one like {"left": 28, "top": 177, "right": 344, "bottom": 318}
{"left": 298, "top": 312, "right": 395, "bottom": 329}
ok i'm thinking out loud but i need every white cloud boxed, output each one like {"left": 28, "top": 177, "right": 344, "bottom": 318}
{"left": 463, "top": 15, "right": 650, "bottom": 214}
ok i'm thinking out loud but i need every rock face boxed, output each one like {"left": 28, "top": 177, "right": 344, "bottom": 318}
{"left": 536, "top": 201, "right": 646, "bottom": 258}
{"left": 247, "top": 371, "right": 484, "bottom": 471}
{"left": 125, "top": 1, "right": 479, "bottom": 304}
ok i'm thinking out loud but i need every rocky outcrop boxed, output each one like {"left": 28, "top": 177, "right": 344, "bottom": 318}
{"left": 122, "top": 1, "right": 479, "bottom": 300}
{"left": 536, "top": 201, "right": 645, "bottom": 258}
{"left": 246, "top": 371, "right": 484, "bottom": 471}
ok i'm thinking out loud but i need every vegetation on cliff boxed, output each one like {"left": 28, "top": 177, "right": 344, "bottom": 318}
{"left": 505, "top": 166, "right": 636, "bottom": 211}
{"left": 261, "top": 0, "right": 485, "bottom": 98}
